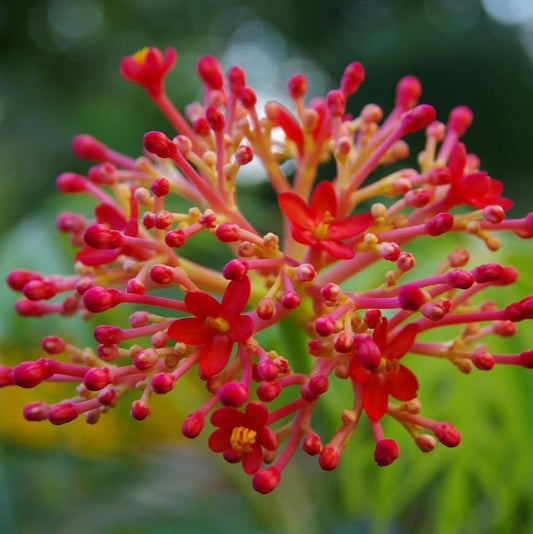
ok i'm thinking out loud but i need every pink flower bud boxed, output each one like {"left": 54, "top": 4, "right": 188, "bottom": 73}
{"left": 257, "top": 297, "right": 276, "bottom": 320}
{"left": 326, "top": 89, "right": 346, "bottom": 117}
{"left": 0, "top": 365, "right": 13, "bottom": 387}
{"left": 448, "top": 105, "right": 473, "bottom": 136}
{"left": 301, "top": 375, "right": 329, "bottom": 401}
{"left": 319, "top": 445, "right": 340, "bottom": 470}
{"left": 126, "top": 279, "right": 145, "bottom": 295}
{"left": 84, "top": 224, "right": 122, "bottom": 249}
{"left": 15, "top": 299, "right": 46, "bottom": 316}
{"left": 405, "top": 188, "right": 432, "bottom": 208}
{"left": 239, "top": 86, "right": 257, "bottom": 109}
{"left": 97, "top": 344, "right": 119, "bottom": 361}
{"left": 445, "top": 269, "right": 475, "bottom": 289}
{"left": 218, "top": 381, "right": 249, "bottom": 406}
{"left": 321, "top": 282, "right": 341, "bottom": 303}
{"left": 482, "top": 205, "right": 505, "bottom": 223}
{"left": 295, "top": 263, "right": 316, "bottom": 282}
{"left": 401, "top": 104, "right": 436, "bottom": 134}
{"left": 356, "top": 335, "right": 382, "bottom": 370}
{"left": 281, "top": 290, "right": 300, "bottom": 309}
{"left": 398, "top": 284, "right": 427, "bottom": 311}
{"left": 395, "top": 75, "right": 422, "bottom": 110}
{"left": 150, "top": 265, "right": 174, "bottom": 285}
{"left": 379, "top": 242, "right": 401, "bottom": 261}
{"left": 165, "top": 229, "right": 186, "bottom": 247}
{"left": 143, "top": 131, "right": 176, "bottom": 158}
{"left": 519, "top": 350, "right": 533, "bottom": 368}
{"left": 492, "top": 320, "right": 516, "bottom": 337}
{"left": 227, "top": 66, "right": 246, "bottom": 95}
{"left": 256, "top": 359, "right": 278, "bottom": 381}
{"left": 415, "top": 434, "right": 436, "bottom": 452}
{"left": 6, "top": 269, "right": 42, "bottom": 291}
{"left": 425, "top": 212, "right": 454, "bottom": 236}
{"left": 131, "top": 400, "right": 151, "bottom": 420}
{"left": 197, "top": 56, "right": 224, "bottom": 90}
{"left": 205, "top": 106, "right": 225, "bottom": 132}
{"left": 253, "top": 467, "right": 281, "bottom": 494}
{"left": 83, "top": 287, "right": 120, "bottom": 313}
{"left": 302, "top": 432, "right": 322, "bottom": 456}
{"left": 88, "top": 162, "right": 117, "bottom": 184}
{"left": 97, "top": 387, "right": 118, "bottom": 406}
{"left": 83, "top": 367, "right": 112, "bottom": 391}
{"left": 235, "top": 145, "right": 253, "bottom": 165}
{"left": 216, "top": 223, "right": 241, "bottom": 242}
{"left": 428, "top": 167, "right": 451, "bottom": 185}
{"left": 134, "top": 348, "right": 159, "bottom": 370}
{"left": 154, "top": 210, "right": 173, "bottom": 229}
{"left": 448, "top": 249, "right": 469, "bottom": 267}
{"left": 23, "top": 280, "right": 57, "bottom": 301}
{"left": 421, "top": 299, "right": 451, "bottom": 321}
{"left": 223, "top": 259, "right": 248, "bottom": 280}
{"left": 374, "top": 438, "right": 400, "bottom": 466}
{"left": 471, "top": 349, "right": 495, "bottom": 371}
{"left": 434, "top": 422, "right": 461, "bottom": 447}
{"left": 13, "top": 359, "right": 53, "bottom": 388}
{"left": 49, "top": 402, "right": 78, "bottom": 425}
{"left": 151, "top": 372, "right": 176, "bottom": 394}
{"left": 334, "top": 331, "right": 354, "bottom": 353}
{"left": 71, "top": 134, "right": 107, "bottom": 161}
{"left": 56, "top": 172, "right": 87, "bottom": 193}
{"left": 150, "top": 177, "right": 170, "bottom": 197}
{"left": 364, "top": 310, "right": 382, "bottom": 329}
{"left": 397, "top": 252, "right": 415, "bottom": 272}
{"left": 472, "top": 263, "right": 503, "bottom": 284}
{"left": 256, "top": 380, "right": 281, "bottom": 402}
{"left": 94, "top": 325, "right": 123, "bottom": 345}
{"left": 182, "top": 411, "right": 205, "bottom": 438}
{"left": 23, "top": 401, "right": 50, "bottom": 421}
{"left": 315, "top": 315, "right": 336, "bottom": 337}
{"left": 287, "top": 73, "right": 307, "bottom": 98}
{"left": 341, "top": 62, "right": 365, "bottom": 96}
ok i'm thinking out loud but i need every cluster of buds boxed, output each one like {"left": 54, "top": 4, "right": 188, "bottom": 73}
{"left": 2, "top": 46, "right": 532, "bottom": 494}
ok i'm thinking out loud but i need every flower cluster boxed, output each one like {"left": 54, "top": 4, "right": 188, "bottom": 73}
{"left": 2, "top": 46, "right": 532, "bottom": 494}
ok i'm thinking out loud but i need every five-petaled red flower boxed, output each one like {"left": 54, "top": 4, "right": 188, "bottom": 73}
{"left": 445, "top": 142, "right": 512, "bottom": 210}
{"left": 208, "top": 401, "right": 277, "bottom": 474}
{"left": 168, "top": 277, "right": 254, "bottom": 377}
{"left": 120, "top": 46, "right": 177, "bottom": 98}
{"left": 278, "top": 180, "right": 372, "bottom": 259}
{"left": 349, "top": 318, "right": 419, "bottom": 420}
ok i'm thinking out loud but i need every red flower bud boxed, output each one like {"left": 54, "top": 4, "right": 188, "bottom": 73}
{"left": 326, "top": 89, "right": 346, "bottom": 117}
{"left": 23, "top": 280, "right": 57, "bottom": 301}
{"left": 94, "top": 325, "right": 123, "bottom": 345}
{"left": 256, "top": 359, "right": 278, "bottom": 381}
{"left": 98, "top": 387, "right": 118, "bottom": 406}
{"left": 448, "top": 105, "right": 473, "bottom": 136}
{"left": 150, "top": 177, "right": 170, "bottom": 197}
{"left": 319, "top": 444, "right": 340, "bottom": 470}
{"left": 302, "top": 432, "right": 322, "bottom": 456}
{"left": 218, "top": 381, "right": 249, "bottom": 407}
{"left": 401, "top": 104, "right": 436, "bottom": 134}
{"left": 71, "top": 134, "right": 107, "bottom": 161}
{"left": 197, "top": 55, "right": 224, "bottom": 90}
{"left": 49, "top": 402, "right": 79, "bottom": 425}
{"left": 235, "top": 145, "right": 253, "bottom": 165}
{"left": 83, "top": 286, "right": 120, "bottom": 313}
{"left": 83, "top": 367, "right": 112, "bottom": 391}
{"left": 151, "top": 372, "right": 176, "bottom": 394}
{"left": 257, "top": 297, "right": 276, "bottom": 321}
{"left": 287, "top": 73, "right": 307, "bottom": 99}
{"left": 23, "top": 401, "right": 50, "bottom": 421}
{"left": 341, "top": 62, "right": 365, "bottom": 96}
{"left": 445, "top": 269, "right": 475, "bottom": 289}
{"left": 7, "top": 269, "right": 42, "bottom": 291}
{"left": 252, "top": 467, "right": 281, "bottom": 494}
{"left": 472, "top": 263, "right": 504, "bottom": 284}
{"left": 84, "top": 224, "right": 123, "bottom": 249}
{"left": 281, "top": 290, "right": 300, "bottom": 309}
{"left": 435, "top": 422, "right": 461, "bottom": 447}
{"left": 227, "top": 66, "right": 246, "bottom": 95}
{"left": 131, "top": 400, "right": 151, "bottom": 420}
{"left": 205, "top": 106, "right": 225, "bottom": 132}
{"left": 88, "top": 162, "right": 117, "bottom": 184}
{"left": 223, "top": 259, "right": 248, "bottom": 280}
{"left": 356, "top": 335, "right": 382, "bottom": 370}
{"left": 182, "top": 412, "right": 205, "bottom": 438}
{"left": 239, "top": 86, "right": 257, "bottom": 109}
{"left": 216, "top": 223, "right": 241, "bottom": 242}
{"left": 56, "top": 172, "right": 87, "bottom": 193}
{"left": 398, "top": 284, "right": 427, "bottom": 311}
{"left": 395, "top": 75, "right": 422, "bottom": 110}
{"left": 143, "top": 131, "right": 177, "bottom": 158}
{"left": 374, "top": 438, "right": 400, "bottom": 466}
{"left": 13, "top": 359, "right": 53, "bottom": 388}
{"left": 42, "top": 335, "right": 67, "bottom": 355}
{"left": 256, "top": 381, "right": 281, "bottom": 402}
{"left": 315, "top": 315, "right": 336, "bottom": 337}
{"left": 425, "top": 212, "right": 454, "bottom": 236}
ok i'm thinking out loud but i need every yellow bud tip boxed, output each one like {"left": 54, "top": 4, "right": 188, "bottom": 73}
{"left": 132, "top": 47, "right": 150, "bottom": 65}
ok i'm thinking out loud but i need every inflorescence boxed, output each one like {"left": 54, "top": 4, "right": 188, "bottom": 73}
{"left": 2, "top": 46, "right": 532, "bottom": 493}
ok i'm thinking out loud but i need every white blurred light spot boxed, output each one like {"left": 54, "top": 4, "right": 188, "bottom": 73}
{"left": 481, "top": 0, "right": 533, "bottom": 25}
{"left": 47, "top": 0, "right": 103, "bottom": 40}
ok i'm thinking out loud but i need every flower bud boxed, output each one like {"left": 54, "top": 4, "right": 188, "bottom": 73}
{"left": 197, "top": 55, "right": 224, "bottom": 90}
{"left": 216, "top": 223, "right": 241, "bottom": 242}
{"left": 315, "top": 315, "right": 336, "bottom": 337}
{"left": 257, "top": 297, "right": 276, "bottom": 320}
{"left": 131, "top": 400, "right": 151, "bottom": 421}
{"left": 49, "top": 402, "right": 78, "bottom": 425}
{"left": 218, "top": 381, "right": 249, "bottom": 406}
{"left": 223, "top": 259, "right": 248, "bottom": 280}
{"left": 23, "top": 401, "right": 50, "bottom": 421}
{"left": 84, "top": 224, "right": 122, "bottom": 249}
{"left": 425, "top": 212, "right": 454, "bottom": 236}
{"left": 83, "top": 287, "right": 120, "bottom": 312}
{"left": 227, "top": 66, "right": 246, "bottom": 95}
{"left": 398, "top": 284, "right": 427, "bottom": 311}
{"left": 374, "top": 438, "right": 400, "bottom": 466}
{"left": 42, "top": 335, "right": 66, "bottom": 354}
{"left": 182, "top": 412, "right": 205, "bottom": 438}
{"left": 256, "top": 381, "right": 281, "bottom": 402}
{"left": 13, "top": 359, "right": 53, "bottom": 388}
{"left": 71, "top": 134, "right": 107, "bottom": 161}
{"left": 252, "top": 467, "right": 281, "bottom": 494}
{"left": 206, "top": 106, "right": 225, "bottom": 132}
{"left": 94, "top": 325, "right": 123, "bottom": 345}
{"left": 341, "top": 62, "right": 365, "bottom": 96}
{"left": 395, "top": 75, "right": 422, "bottom": 110}
{"left": 6, "top": 269, "right": 42, "bottom": 291}
{"left": 165, "top": 229, "right": 186, "bottom": 248}
{"left": 239, "top": 86, "right": 257, "bottom": 109}
{"left": 83, "top": 367, "right": 112, "bottom": 391}
{"left": 319, "top": 445, "right": 340, "bottom": 470}
{"left": 448, "top": 105, "right": 473, "bottom": 136}
{"left": 256, "top": 359, "right": 278, "bottom": 381}
{"left": 235, "top": 145, "right": 253, "bottom": 165}
{"left": 415, "top": 434, "right": 436, "bottom": 452}
{"left": 56, "top": 173, "right": 87, "bottom": 193}
{"left": 281, "top": 290, "right": 300, "bottom": 309}
{"left": 302, "top": 432, "right": 322, "bottom": 456}
{"left": 143, "top": 131, "right": 176, "bottom": 159}
{"left": 356, "top": 335, "right": 382, "bottom": 370}
{"left": 151, "top": 372, "right": 176, "bottom": 394}
{"left": 434, "top": 422, "right": 461, "bottom": 447}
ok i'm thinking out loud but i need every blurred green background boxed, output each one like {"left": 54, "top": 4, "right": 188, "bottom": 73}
{"left": 0, "top": 0, "right": 532, "bottom": 532}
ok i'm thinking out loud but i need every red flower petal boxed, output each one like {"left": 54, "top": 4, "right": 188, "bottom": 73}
{"left": 291, "top": 227, "right": 318, "bottom": 247}
{"left": 76, "top": 247, "right": 120, "bottom": 266}
{"left": 384, "top": 323, "right": 419, "bottom": 360}
{"left": 460, "top": 172, "right": 490, "bottom": 201}
{"left": 278, "top": 192, "right": 313, "bottom": 230}
{"left": 229, "top": 314, "right": 254, "bottom": 342}
{"left": 258, "top": 427, "right": 278, "bottom": 451}
{"left": 241, "top": 444, "right": 263, "bottom": 474}
{"left": 221, "top": 277, "right": 250, "bottom": 320}
{"left": 95, "top": 204, "right": 127, "bottom": 230}
{"left": 167, "top": 317, "right": 213, "bottom": 344}
{"left": 208, "top": 428, "right": 231, "bottom": 452}
{"left": 319, "top": 240, "right": 355, "bottom": 259}
{"left": 211, "top": 406, "right": 245, "bottom": 428}
{"left": 327, "top": 212, "right": 373, "bottom": 240}
{"left": 185, "top": 290, "right": 221, "bottom": 318}
{"left": 244, "top": 401, "right": 269, "bottom": 428}
{"left": 348, "top": 356, "right": 371, "bottom": 383}
{"left": 373, "top": 317, "right": 388, "bottom": 352}
{"left": 309, "top": 181, "right": 337, "bottom": 220}
{"left": 387, "top": 364, "right": 419, "bottom": 401}
{"left": 448, "top": 142, "right": 466, "bottom": 183}
{"left": 199, "top": 336, "right": 233, "bottom": 376}
{"left": 362, "top": 373, "right": 389, "bottom": 420}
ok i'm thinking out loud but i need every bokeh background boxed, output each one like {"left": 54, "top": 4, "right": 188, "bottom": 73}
{"left": 0, "top": 0, "right": 532, "bottom": 532}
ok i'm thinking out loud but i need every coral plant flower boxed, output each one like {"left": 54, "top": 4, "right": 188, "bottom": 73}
{"left": 350, "top": 318, "right": 420, "bottom": 420}
{"left": 208, "top": 401, "right": 277, "bottom": 474}
{"left": 168, "top": 277, "right": 254, "bottom": 377}
{"left": 278, "top": 180, "right": 373, "bottom": 259}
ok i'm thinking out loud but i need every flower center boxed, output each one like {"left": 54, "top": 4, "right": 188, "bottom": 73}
{"left": 230, "top": 426, "right": 257, "bottom": 453}
{"left": 205, "top": 316, "right": 230, "bottom": 333}
{"left": 315, "top": 222, "right": 329, "bottom": 240}
{"left": 133, "top": 47, "right": 149, "bottom": 65}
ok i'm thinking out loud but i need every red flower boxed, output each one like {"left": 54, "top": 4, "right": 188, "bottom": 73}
{"left": 120, "top": 47, "right": 176, "bottom": 98}
{"left": 445, "top": 143, "right": 512, "bottom": 210}
{"left": 349, "top": 318, "right": 419, "bottom": 420}
{"left": 278, "top": 181, "right": 372, "bottom": 259}
{"left": 76, "top": 203, "right": 145, "bottom": 266}
{"left": 167, "top": 277, "right": 254, "bottom": 377}
{"left": 208, "top": 401, "right": 277, "bottom": 474}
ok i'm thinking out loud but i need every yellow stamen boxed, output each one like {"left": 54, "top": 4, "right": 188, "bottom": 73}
{"left": 205, "top": 316, "right": 230, "bottom": 333}
{"left": 132, "top": 47, "right": 150, "bottom": 65}
{"left": 315, "top": 222, "right": 329, "bottom": 240}
{"left": 230, "top": 426, "right": 257, "bottom": 453}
